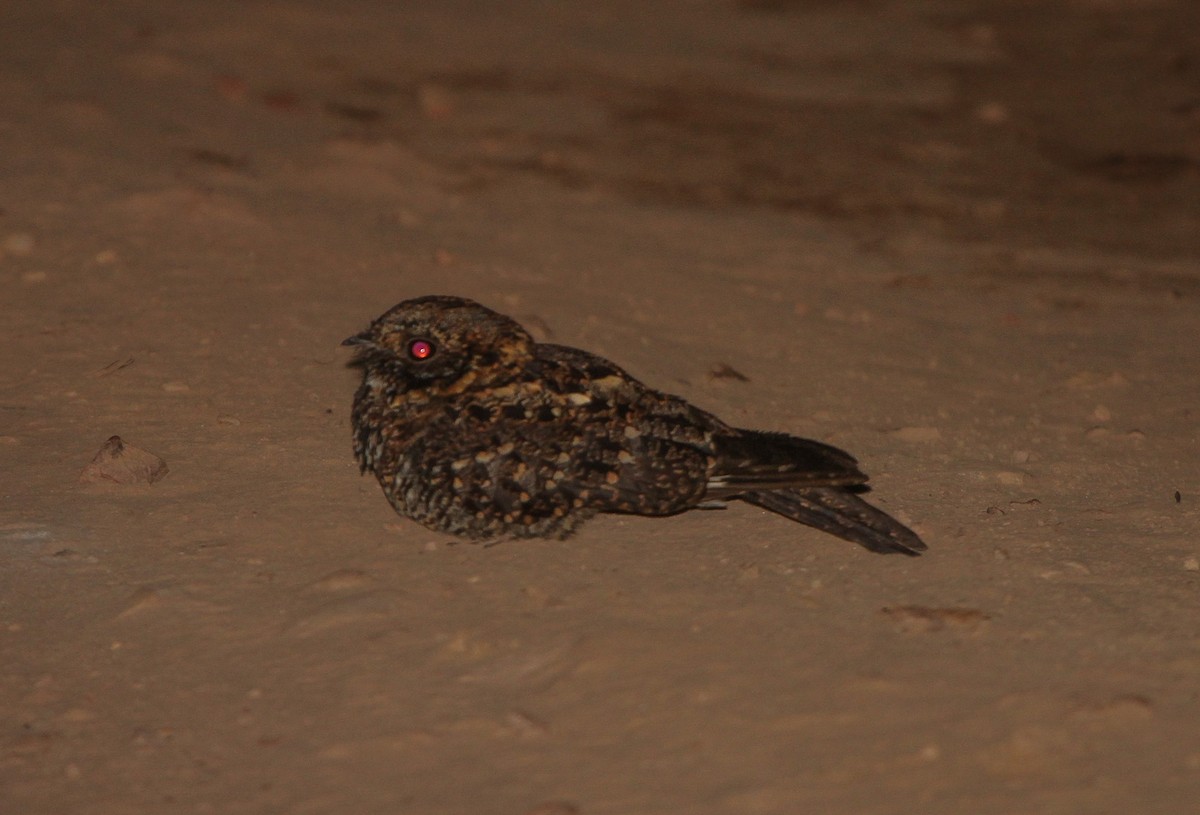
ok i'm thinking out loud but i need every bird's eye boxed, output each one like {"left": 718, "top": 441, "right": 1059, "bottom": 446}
{"left": 408, "top": 338, "right": 435, "bottom": 361}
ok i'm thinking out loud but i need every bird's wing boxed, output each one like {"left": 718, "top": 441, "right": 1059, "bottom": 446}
{"left": 705, "top": 430, "right": 869, "bottom": 497}
{"left": 445, "top": 408, "right": 709, "bottom": 520}
{"left": 516, "top": 344, "right": 714, "bottom": 515}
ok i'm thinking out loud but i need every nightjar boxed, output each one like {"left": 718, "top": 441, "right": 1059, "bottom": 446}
{"left": 343, "top": 295, "right": 925, "bottom": 556}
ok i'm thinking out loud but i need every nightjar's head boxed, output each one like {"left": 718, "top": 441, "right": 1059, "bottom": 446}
{"left": 342, "top": 295, "right": 536, "bottom": 394}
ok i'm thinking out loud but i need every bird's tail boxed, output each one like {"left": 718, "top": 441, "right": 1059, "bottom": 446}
{"left": 740, "top": 488, "right": 926, "bottom": 556}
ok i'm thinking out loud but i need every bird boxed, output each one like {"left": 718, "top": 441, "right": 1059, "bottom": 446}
{"left": 342, "top": 295, "right": 926, "bottom": 556}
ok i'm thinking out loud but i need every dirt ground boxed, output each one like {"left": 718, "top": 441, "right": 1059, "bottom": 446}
{"left": 3, "top": 1, "right": 1199, "bottom": 813}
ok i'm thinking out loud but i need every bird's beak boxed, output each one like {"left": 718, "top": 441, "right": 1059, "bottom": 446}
{"left": 341, "top": 331, "right": 372, "bottom": 347}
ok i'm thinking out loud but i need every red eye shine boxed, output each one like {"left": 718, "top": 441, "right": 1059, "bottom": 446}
{"left": 408, "top": 339, "right": 434, "bottom": 360}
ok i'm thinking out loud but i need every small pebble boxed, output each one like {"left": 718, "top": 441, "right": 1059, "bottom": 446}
{"left": 881, "top": 605, "right": 990, "bottom": 634}
{"left": 3, "top": 232, "right": 35, "bottom": 255}
{"left": 117, "top": 587, "right": 165, "bottom": 618}
{"left": 707, "top": 363, "right": 749, "bottom": 382}
{"left": 214, "top": 74, "right": 249, "bottom": 102}
{"left": 417, "top": 83, "right": 455, "bottom": 119}
{"left": 964, "top": 23, "right": 997, "bottom": 47}
{"left": 823, "top": 306, "right": 872, "bottom": 323}
{"left": 1066, "top": 371, "right": 1128, "bottom": 389}
{"left": 522, "top": 802, "right": 578, "bottom": 815}
{"left": 306, "top": 569, "right": 371, "bottom": 592}
{"left": 917, "top": 743, "right": 941, "bottom": 762}
{"left": 162, "top": 381, "right": 190, "bottom": 393}
{"left": 79, "top": 436, "right": 169, "bottom": 485}
{"left": 974, "top": 101, "right": 1009, "bottom": 124}
{"left": 1184, "top": 558, "right": 1199, "bottom": 572}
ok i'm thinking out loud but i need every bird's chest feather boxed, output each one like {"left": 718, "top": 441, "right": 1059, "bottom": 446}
{"left": 355, "top": 377, "right": 572, "bottom": 482}
{"left": 357, "top": 376, "right": 618, "bottom": 536}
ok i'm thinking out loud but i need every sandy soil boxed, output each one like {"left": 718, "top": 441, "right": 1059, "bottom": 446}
{"left": 3, "top": 1, "right": 1199, "bottom": 813}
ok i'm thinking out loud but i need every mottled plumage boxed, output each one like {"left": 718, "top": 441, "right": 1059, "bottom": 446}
{"left": 343, "top": 295, "right": 926, "bottom": 555}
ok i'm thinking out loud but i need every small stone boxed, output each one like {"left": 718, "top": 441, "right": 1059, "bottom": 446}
{"left": 506, "top": 709, "right": 550, "bottom": 738}
{"left": 707, "top": 363, "right": 749, "bottom": 382}
{"left": 59, "top": 708, "right": 96, "bottom": 723}
{"left": 964, "top": 23, "right": 997, "bottom": 47}
{"left": 4, "top": 232, "right": 35, "bottom": 255}
{"left": 1184, "top": 557, "right": 1199, "bottom": 572}
{"left": 889, "top": 426, "right": 941, "bottom": 443}
{"left": 823, "top": 306, "right": 872, "bottom": 323}
{"left": 1092, "top": 404, "right": 1112, "bottom": 422}
{"left": 917, "top": 743, "right": 941, "bottom": 762}
{"left": 214, "top": 74, "right": 248, "bottom": 102}
{"left": 117, "top": 586, "right": 165, "bottom": 618}
{"left": 974, "top": 101, "right": 1009, "bottom": 124}
{"left": 1070, "top": 694, "right": 1152, "bottom": 724}
{"left": 21, "top": 270, "right": 48, "bottom": 284}
{"left": 881, "top": 605, "right": 991, "bottom": 634}
{"left": 417, "top": 83, "right": 455, "bottom": 119}
{"left": 306, "top": 569, "right": 371, "bottom": 592}
{"left": 162, "top": 381, "right": 190, "bottom": 393}
{"left": 522, "top": 802, "right": 578, "bottom": 815}
{"left": 80, "top": 436, "right": 169, "bottom": 485}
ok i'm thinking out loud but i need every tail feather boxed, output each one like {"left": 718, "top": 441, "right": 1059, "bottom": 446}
{"left": 740, "top": 488, "right": 926, "bottom": 556}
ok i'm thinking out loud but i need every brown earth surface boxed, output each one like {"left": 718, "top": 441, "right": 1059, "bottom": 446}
{"left": 2, "top": 1, "right": 1199, "bottom": 813}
